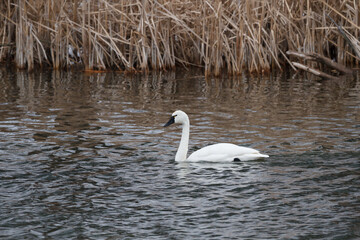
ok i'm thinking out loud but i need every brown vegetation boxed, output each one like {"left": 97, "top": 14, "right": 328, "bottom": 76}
{"left": 0, "top": 0, "right": 359, "bottom": 75}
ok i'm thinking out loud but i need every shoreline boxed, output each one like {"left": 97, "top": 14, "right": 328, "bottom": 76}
{"left": 0, "top": 0, "right": 359, "bottom": 75}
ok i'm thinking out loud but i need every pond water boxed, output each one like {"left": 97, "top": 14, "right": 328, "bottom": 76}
{"left": 0, "top": 67, "right": 359, "bottom": 239}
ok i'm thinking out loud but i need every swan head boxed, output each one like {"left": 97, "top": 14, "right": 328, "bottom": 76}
{"left": 164, "top": 110, "right": 189, "bottom": 127}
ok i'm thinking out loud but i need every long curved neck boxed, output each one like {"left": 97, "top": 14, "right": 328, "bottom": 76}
{"left": 175, "top": 120, "right": 190, "bottom": 162}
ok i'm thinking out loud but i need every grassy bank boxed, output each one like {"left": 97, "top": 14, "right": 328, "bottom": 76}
{"left": 0, "top": 0, "right": 359, "bottom": 75}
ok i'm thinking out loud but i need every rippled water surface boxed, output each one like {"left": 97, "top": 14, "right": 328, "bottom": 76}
{"left": 0, "top": 68, "right": 359, "bottom": 239}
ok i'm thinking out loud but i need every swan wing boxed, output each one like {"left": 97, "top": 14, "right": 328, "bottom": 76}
{"left": 187, "top": 143, "right": 268, "bottom": 162}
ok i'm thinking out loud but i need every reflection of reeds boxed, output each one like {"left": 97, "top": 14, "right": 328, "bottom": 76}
{"left": 0, "top": 0, "right": 359, "bottom": 74}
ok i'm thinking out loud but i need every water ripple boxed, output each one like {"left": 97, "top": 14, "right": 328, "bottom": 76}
{"left": 0, "top": 69, "right": 359, "bottom": 239}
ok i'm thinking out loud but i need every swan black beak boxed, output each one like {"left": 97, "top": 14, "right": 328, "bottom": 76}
{"left": 164, "top": 116, "right": 175, "bottom": 127}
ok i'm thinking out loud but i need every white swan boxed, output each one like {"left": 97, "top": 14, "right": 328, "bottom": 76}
{"left": 164, "top": 110, "right": 269, "bottom": 162}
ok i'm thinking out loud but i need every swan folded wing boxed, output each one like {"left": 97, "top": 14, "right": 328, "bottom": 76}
{"left": 236, "top": 153, "right": 269, "bottom": 161}
{"left": 187, "top": 143, "right": 268, "bottom": 162}
{"left": 187, "top": 152, "right": 233, "bottom": 162}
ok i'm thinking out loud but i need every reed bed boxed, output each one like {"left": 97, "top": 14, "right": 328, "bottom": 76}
{"left": 0, "top": 0, "right": 359, "bottom": 75}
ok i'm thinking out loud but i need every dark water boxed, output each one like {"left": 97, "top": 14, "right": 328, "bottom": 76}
{"left": 0, "top": 68, "right": 359, "bottom": 239}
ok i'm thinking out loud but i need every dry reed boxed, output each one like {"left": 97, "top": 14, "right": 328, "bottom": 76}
{"left": 0, "top": 0, "right": 359, "bottom": 75}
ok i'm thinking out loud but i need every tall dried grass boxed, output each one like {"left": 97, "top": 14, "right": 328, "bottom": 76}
{"left": 0, "top": 0, "right": 359, "bottom": 74}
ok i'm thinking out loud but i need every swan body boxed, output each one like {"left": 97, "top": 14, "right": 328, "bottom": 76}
{"left": 164, "top": 110, "right": 269, "bottom": 162}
